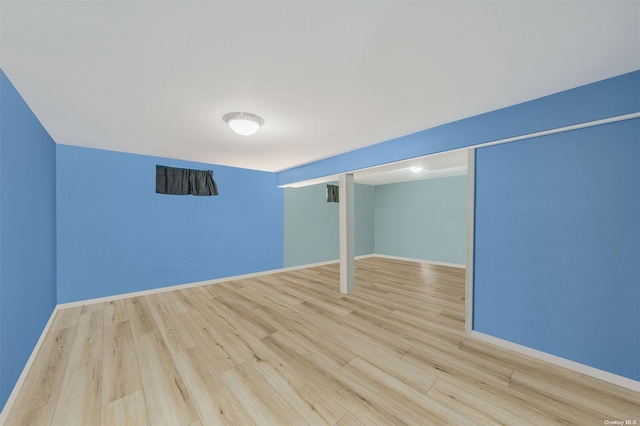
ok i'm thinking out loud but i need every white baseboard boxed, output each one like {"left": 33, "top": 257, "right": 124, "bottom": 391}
{"left": 57, "top": 255, "right": 386, "bottom": 309}
{"left": 0, "top": 305, "right": 60, "bottom": 424}
{"left": 371, "top": 253, "right": 466, "bottom": 269}
{"left": 57, "top": 254, "right": 462, "bottom": 310}
{"left": 471, "top": 331, "right": 640, "bottom": 392}
{"left": 57, "top": 263, "right": 331, "bottom": 309}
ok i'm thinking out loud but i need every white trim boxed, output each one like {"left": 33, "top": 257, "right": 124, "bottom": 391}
{"left": 0, "top": 305, "right": 60, "bottom": 423}
{"left": 57, "top": 253, "right": 460, "bottom": 309}
{"left": 57, "top": 255, "right": 377, "bottom": 309}
{"left": 458, "top": 112, "right": 640, "bottom": 153}
{"left": 279, "top": 112, "right": 640, "bottom": 188}
{"left": 471, "top": 331, "right": 640, "bottom": 392}
{"left": 57, "top": 260, "right": 352, "bottom": 309}
{"left": 465, "top": 149, "right": 475, "bottom": 336}
{"left": 354, "top": 253, "right": 378, "bottom": 260}
{"left": 371, "top": 253, "right": 465, "bottom": 269}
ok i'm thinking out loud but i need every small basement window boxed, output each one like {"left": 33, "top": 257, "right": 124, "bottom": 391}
{"left": 156, "top": 165, "right": 219, "bottom": 196}
{"left": 327, "top": 184, "right": 339, "bottom": 202}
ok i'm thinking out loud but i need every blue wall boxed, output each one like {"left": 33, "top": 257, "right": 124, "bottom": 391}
{"left": 356, "top": 184, "right": 376, "bottom": 258}
{"left": 374, "top": 175, "right": 467, "bottom": 265}
{"left": 277, "top": 71, "right": 639, "bottom": 186}
{"left": 0, "top": 70, "right": 57, "bottom": 410}
{"left": 284, "top": 183, "right": 374, "bottom": 266}
{"left": 474, "top": 119, "right": 639, "bottom": 381}
{"left": 56, "top": 145, "right": 284, "bottom": 303}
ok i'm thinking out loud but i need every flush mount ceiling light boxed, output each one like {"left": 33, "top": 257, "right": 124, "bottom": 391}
{"left": 409, "top": 166, "right": 423, "bottom": 173}
{"left": 223, "top": 112, "right": 264, "bottom": 136}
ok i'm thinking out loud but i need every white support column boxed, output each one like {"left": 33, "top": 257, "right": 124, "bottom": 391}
{"left": 339, "top": 173, "right": 355, "bottom": 294}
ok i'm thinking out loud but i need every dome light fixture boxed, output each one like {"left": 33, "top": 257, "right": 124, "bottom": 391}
{"left": 223, "top": 112, "right": 264, "bottom": 136}
{"left": 409, "top": 166, "right": 423, "bottom": 173}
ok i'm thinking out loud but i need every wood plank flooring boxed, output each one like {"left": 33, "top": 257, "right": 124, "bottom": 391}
{"left": 4, "top": 257, "right": 638, "bottom": 425}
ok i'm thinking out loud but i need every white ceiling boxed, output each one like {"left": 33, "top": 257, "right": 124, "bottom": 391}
{"left": 1, "top": 1, "right": 639, "bottom": 176}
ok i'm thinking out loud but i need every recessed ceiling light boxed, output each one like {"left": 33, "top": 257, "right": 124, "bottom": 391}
{"left": 223, "top": 112, "right": 264, "bottom": 136}
{"left": 409, "top": 166, "right": 423, "bottom": 173}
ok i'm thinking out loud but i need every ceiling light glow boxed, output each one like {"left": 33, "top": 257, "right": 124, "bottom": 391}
{"left": 409, "top": 166, "right": 423, "bottom": 173}
{"left": 223, "top": 112, "right": 264, "bottom": 136}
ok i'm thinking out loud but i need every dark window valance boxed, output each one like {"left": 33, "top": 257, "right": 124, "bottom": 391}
{"left": 156, "top": 165, "right": 219, "bottom": 196}
{"left": 327, "top": 184, "right": 339, "bottom": 202}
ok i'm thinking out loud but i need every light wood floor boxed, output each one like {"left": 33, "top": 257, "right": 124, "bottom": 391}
{"left": 3, "top": 257, "right": 638, "bottom": 425}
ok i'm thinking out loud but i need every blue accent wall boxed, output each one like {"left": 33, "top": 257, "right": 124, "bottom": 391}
{"left": 474, "top": 119, "right": 640, "bottom": 381}
{"left": 0, "top": 70, "right": 57, "bottom": 410}
{"left": 277, "top": 71, "right": 639, "bottom": 186}
{"left": 284, "top": 183, "right": 374, "bottom": 267}
{"left": 374, "top": 176, "right": 467, "bottom": 265}
{"left": 56, "top": 145, "right": 284, "bottom": 303}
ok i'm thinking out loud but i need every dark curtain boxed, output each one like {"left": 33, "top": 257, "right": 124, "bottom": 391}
{"left": 327, "top": 184, "right": 339, "bottom": 202}
{"left": 156, "top": 165, "right": 219, "bottom": 196}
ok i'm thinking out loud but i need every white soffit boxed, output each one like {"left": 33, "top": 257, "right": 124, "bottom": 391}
{"left": 1, "top": 1, "right": 638, "bottom": 172}
{"left": 282, "top": 149, "right": 468, "bottom": 187}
